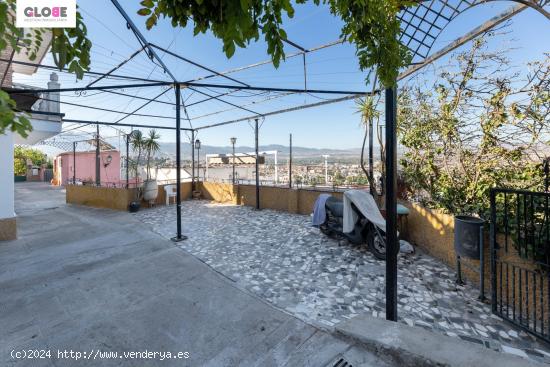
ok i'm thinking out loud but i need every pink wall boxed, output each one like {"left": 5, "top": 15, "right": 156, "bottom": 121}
{"left": 54, "top": 150, "right": 121, "bottom": 186}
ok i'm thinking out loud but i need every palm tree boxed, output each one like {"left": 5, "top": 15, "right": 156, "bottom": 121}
{"left": 355, "top": 96, "right": 381, "bottom": 202}
{"left": 130, "top": 130, "right": 146, "bottom": 182}
{"left": 144, "top": 129, "right": 161, "bottom": 181}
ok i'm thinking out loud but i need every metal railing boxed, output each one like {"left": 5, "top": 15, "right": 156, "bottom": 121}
{"left": 490, "top": 188, "right": 550, "bottom": 342}
{"left": 203, "top": 177, "right": 368, "bottom": 192}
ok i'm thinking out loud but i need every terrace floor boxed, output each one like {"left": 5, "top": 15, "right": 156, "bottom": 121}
{"left": 136, "top": 200, "right": 550, "bottom": 365}
{"left": 3, "top": 183, "right": 395, "bottom": 367}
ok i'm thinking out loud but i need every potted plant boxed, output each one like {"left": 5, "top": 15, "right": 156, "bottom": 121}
{"left": 128, "top": 130, "right": 145, "bottom": 212}
{"left": 142, "top": 129, "right": 161, "bottom": 202}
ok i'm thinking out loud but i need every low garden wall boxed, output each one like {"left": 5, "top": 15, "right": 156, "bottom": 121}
{"left": 66, "top": 185, "right": 134, "bottom": 211}
{"left": 199, "top": 182, "right": 343, "bottom": 215}
{"left": 403, "top": 201, "right": 547, "bottom": 323}
{"left": 66, "top": 182, "right": 193, "bottom": 211}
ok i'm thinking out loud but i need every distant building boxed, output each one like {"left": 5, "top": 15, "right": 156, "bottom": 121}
{"left": 53, "top": 150, "right": 121, "bottom": 186}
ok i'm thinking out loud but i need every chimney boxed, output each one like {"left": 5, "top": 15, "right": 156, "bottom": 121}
{"left": 46, "top": 72, "right": 60, "bottom": 114}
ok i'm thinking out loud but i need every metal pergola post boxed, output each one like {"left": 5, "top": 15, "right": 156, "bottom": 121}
{"left": 232, "top": 141, "right": 236, "bottom": 184}
{"left": 385, "top": 86, "right": 398, "bottom": 322}
{"left": 368, "top": 114, "right": 374, "bottom": 195}
{"left": 191, "top": 130, "right": 195, "bottom": 192}
{"left": 172, "top": 84, "right": 187, "bottom": 242}
{"left": 255, "top": 118, "right": 260, "bottom": 210}
{"left": 72, "top": 142, "right": 76, "bottom": 185}
{"left": 289, "top": 134, "right": 292, "bottom": 188}
{"left": 95, "top": 124, "right": 100, "bottom": 186}
{"left": 125, "top": 133, "right": 130, "bottom": 189}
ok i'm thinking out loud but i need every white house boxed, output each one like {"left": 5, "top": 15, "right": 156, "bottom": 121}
{"left": 0, "top": 31, "right": 62, "bottom": 240}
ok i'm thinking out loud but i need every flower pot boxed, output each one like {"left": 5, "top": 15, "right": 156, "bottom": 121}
{"left": 128, "top": 201, "right": 141, "bottom": 213}
{"left": 143, "top": 179, "right": 158, "bottom": 202}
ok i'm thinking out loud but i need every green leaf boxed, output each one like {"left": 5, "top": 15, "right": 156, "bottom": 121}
{"left": 137, "top": 8, "right": 152, "bottom": 16}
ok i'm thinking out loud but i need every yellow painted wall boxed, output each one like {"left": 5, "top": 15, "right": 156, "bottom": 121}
{"left": 66, "top": 185, "right": 133, "bottom": 211}
{"left": 213, "top": 184, "right": 344, "bottom": 215}
{"left": 66, "top": 182, "right": 193, "bottom": 211}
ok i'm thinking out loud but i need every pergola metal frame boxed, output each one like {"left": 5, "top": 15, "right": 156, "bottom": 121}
{"left": 4, "top": 0, "right": 549, "bottom": 323}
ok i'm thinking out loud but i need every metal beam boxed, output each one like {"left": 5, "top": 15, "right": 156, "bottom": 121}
{"left": 188, "top": 86, "right": 260, "bottom": 116}
{"left": 114, "top": 87, "right": 172, "bottom": 124}
{"left": 62, "top": 118, "right": 194, "bottom": 131}
{"left": 7, "top": 81, "right": 366, "bottom": 98}
{"left": 15, "top": 93, "right": 174, "bottom": 120}
{"left": 180, "top": 82, "right": 368, "bottom": 96}
{"left": 148, "top": 43, "right": 249, "bottom": 87}
{"left": 110, "top": 0, "right": 177, "bottom": 81}
{"left": 5, "top": 81, "right": 173, "bottom": 95}
{"left": 86, "top": 46, "right": 147, "bottom": 88}
{"left": 189, "top": 39, "right": 344, "bottom": 83}
{"left": 194, "top": 93, "right": 368, "bottom": 130}
{"left": 0, "top": 58, "right": 168, "bottom": 84}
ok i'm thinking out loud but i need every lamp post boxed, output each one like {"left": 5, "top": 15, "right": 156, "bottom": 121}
{"left": 322, "top": 155, "right": 329, "bottom": 185}
{"left": 194, "top": 139, "right": 201, "bottom": 183}
{"left": 230, "top": 137, "right": 237, "bottom": 184}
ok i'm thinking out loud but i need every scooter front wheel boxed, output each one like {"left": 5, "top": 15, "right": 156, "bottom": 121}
{"left": 367, "top": 229, "right": 386, "bottom": 260}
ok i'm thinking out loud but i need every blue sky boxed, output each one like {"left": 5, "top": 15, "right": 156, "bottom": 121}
{"left": 14, "top": 1, "right": 550, "bottom": 150}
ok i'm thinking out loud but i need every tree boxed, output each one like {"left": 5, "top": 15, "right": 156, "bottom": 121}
{"left": 397, "top": 35, "right": 550, "bottom": 217}
{"left": 356, "top": 95, "right": 381, "bottom": 199}
{"left": 143, "top": 129, "right": 161, "bottom": 180}
{"left": 13, "top": 146, "right": 47, "bottom": 175}
{"left": 1, "top": 0, "right": 415, "bottom": 136}
{"left": 130, "top": 130, "right": 146, "bottom": 180}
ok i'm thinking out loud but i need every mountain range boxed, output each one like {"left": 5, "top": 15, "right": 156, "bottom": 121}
{"left": 158, "top": 142, "right": 369, "bottom": 159}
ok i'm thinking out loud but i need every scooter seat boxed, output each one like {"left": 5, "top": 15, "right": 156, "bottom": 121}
{"left": 325, "top": 196, "right": 344, "bottom": 217}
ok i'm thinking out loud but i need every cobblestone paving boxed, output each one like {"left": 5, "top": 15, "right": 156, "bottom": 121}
{"left": 135, "top": 201, "right": 550, "bottom": 364}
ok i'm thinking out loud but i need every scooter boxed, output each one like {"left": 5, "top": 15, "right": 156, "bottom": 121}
{"left": 318, "top": 193, "right": 388, "bottom": 260}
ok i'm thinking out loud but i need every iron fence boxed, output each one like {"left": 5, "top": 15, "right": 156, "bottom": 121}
{"left": 490, "top": 188, "right": 550, "bottom": 342}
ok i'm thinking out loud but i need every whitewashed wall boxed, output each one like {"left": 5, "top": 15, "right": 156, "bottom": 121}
{"left": 0, "top": 132, "right": 15, "bottom": 219}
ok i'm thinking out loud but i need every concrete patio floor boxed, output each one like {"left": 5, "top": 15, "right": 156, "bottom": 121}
{"left": 1, "top": 183, "right": 392, "bottom": 367}
{"left": 136, "top": 199, "right": 550, "bottom": 365}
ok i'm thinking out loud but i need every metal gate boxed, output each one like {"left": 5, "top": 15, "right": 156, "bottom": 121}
{"left": 490, "top": 188, "right": 550, "bottom": 342}
{"left": 43, "top": 169, "right": 53, "bottom": 182}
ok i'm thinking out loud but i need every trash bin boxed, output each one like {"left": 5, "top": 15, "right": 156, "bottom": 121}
{"left": 454, "top": 215, "right": 485, "bottom": 260}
